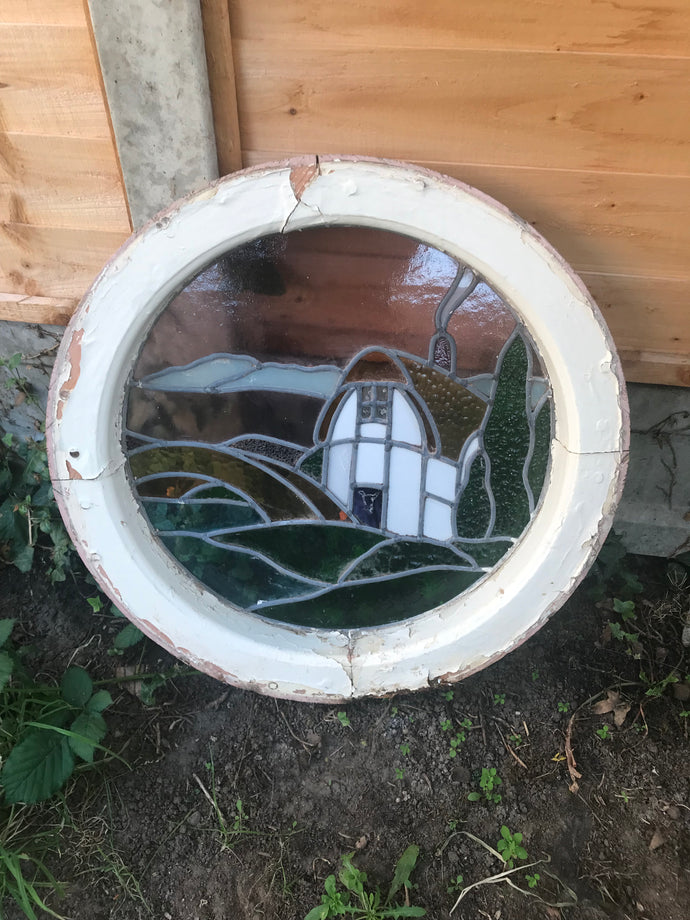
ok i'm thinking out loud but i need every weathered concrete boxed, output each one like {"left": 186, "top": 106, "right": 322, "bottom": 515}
{"left": 615, "top": 383, "right": 689, "bottom": 558}
{"left": 86, "top": 0, "right": 218, "bottom": 228}
{"left": 0, "top": 324, "right": 64, "bottom": 439}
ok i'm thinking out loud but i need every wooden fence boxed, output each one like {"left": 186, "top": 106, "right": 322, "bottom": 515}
{"left": 1, "top": 0, "right": 688, "bottom": 385}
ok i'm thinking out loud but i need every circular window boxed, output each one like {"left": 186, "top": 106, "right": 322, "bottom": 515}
{"left": 48, "top": 158, "right": 628, "bottom": 701}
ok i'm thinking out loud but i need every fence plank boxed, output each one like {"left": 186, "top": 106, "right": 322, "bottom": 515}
{"left": 230, "top": 0, "right": 690, "bottom": 57}
{"left": 0, "top": 134, "right": 131, "bottom": 231}
{"left": 200, "top": 0, "right": 243, "bottom": 175}
{"left": 0, "top": 225, "right": 129, "bottom": 300}
{"left": 234, "top": 45, "right": 689, "bottom": 176}
{"left": 0, "top": 24, "right": 111, "bottom": 138}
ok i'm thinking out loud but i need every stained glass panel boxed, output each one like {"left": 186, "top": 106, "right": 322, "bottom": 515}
{"left": 125, "top": 226, "right": 552, "bottom": 628}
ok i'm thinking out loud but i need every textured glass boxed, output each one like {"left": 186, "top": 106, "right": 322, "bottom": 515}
{"left": 125, "top": 227, "right": 553, "bottom": 628}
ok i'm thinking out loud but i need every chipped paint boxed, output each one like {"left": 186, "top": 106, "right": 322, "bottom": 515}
{"left": 289, "top": 156, "right": 320, "bottom": 200}
{"left": 55, "top": 328, "right": 84, "bottom": 420}
{"left": 65, "top": 461, "right": 82, "bottom": 480}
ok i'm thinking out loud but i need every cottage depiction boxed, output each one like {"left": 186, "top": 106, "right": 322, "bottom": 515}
{"left": 315, "top": 346, "right": 487, "bottom": 542}
{"left": 312, "top": 251, "right": 497, "bottom": 547}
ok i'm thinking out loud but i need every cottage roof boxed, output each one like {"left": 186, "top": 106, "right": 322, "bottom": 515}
{"left": 316, "top": 347, "right": 487, "bottom": 459}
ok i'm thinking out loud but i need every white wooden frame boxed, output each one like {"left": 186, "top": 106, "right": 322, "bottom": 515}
{"left": 47, "top": 158, "right": 628, "bottom": 701}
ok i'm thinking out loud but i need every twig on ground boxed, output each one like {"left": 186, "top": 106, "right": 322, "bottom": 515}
{"left": 192, "top": 772, "right": 217, "bottom": 811}
{"left": 495, "top": 723, "right": 528, "bottom": 769}
{"left": 449, "top": 831, "right": 578, "bottom": 914}
{"left": 274, "top": 700, "right": 315, "bottom": 753}
{"left": 564, "top": 714, "right": 582, "bottom": 793}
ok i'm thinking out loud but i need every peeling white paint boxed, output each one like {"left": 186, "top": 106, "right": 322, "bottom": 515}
{"left": 47, "top": 158, "right": 628, "bottom": 702}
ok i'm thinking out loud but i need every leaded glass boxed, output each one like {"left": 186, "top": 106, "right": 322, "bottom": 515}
{"left": 124, "top": 227, "right": 552, "bottom": 628}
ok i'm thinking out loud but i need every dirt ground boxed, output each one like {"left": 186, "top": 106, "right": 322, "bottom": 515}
{"left": 1, "top": 550, "right": 689, "bottom": 920}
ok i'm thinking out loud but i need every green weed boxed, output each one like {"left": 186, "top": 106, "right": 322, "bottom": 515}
{"left": 304, "top": 846, "right": 426, "bottom": 918}
{"left": 446, "top": 873, "right": 464, "bottom": 895}
{"left": 0, "top": 621, "right": 113, "bottom": 804}
{"left": 496, "top": 826, "right": 528, "bottom": 869}
{"left": 0, "top": 620, "right": 115, "bottom": 918}
{"left": 596, "top": 724, "right": 611, "bottom": 741}
{"left": 337, "top": 711, "right": 351, "bottom": 729}
{"left": 468, "top": 767, "right": 502, "bottom": 804}
{"left": 445, "top": 717, "right": 472, "bottom": 758}
{"left": 0, "top": 432, "right": 72, "bottom": 581}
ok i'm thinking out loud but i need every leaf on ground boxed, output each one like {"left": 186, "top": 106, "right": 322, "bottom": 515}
{"left": 592, "top": 690, "right": 631, "bottom": 726}
{"left": 388, "top": 844, "right": 420, "bottom": 903}
{"left": 113, "top": 622, "right": 145, "bottom": 650}
{"left": 649, "top": 830, "right": 665, "bottom": 851}
{"left": 86, "top": 689, "right": 113, "bottom": 713}
{"left": 60, "top": 666, "right": 93, "bottom": 707}
{"left": 1, "top": 730, "right": 75, "bottom": 803}
{"left": 0, "top": 617, "right": 15, "bottom": 647}
{"left": 69, "top": 711, "right": 107, "bottom": 763}
{"left": 12, "top": 542, "right": 34, "bottom": 573}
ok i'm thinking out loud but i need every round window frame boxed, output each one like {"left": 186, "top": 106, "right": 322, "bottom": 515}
{"left": 48, "top": 157, "right": 628, "bottom": 701}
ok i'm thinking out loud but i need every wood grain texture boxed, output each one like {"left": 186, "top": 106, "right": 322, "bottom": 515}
{"left": 0, "top": 134, "right": 131, "bottom": 231}
{"left": 618, "top": 349, "right": 690, "bottom": 387}
{"left": 2, "top": 1, "right": 86, "bottom": 26}
{"left": 200, "top": 0, "right": 243, "bottom": 175}
{"left": 230, "top": 0, "right": 690, "bottom": 57}
{"left": 0, "top": 24, "right": 113, "bottom": 138}
{"left": 0, "top": 292, "right": 77, "bottom": 325}
{"left": 0, "top": 224, "right": 128, "bottom": 300}
{"left": 0, "top": 1, "right": 131, "bottom": 313}
{"left": 582, "top": 273, "right": 690, "bottom": 355}
{"left": 233, "top": 44, "right": 689, "bottom": 176}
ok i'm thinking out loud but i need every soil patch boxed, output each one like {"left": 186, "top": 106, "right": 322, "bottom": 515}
{"left": 1, "top": 554, "right": 688, "bottom": 920}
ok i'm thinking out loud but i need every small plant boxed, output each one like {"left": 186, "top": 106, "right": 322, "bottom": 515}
{"left": 440, "top": 718, "right": 452, "bottom": 732}
{"left": 337, "top": 711, "right": 351, "bottom": 729}
{"left": 0, "top": 620, "right": 114, "bottom": 918}
{"left": 496, "top": 826, "right": 528, "bottom": 869}
{"left": 0, "top": 622, "right": 113, "bottom": 804}
{"left": 0, "top": 432, "right": 72, "bottom": 580}
{"left": 304, "top": 846, "right": 426, "bottom": 918}
{"left": 557, "top": 702, "right": 569, "bottom": 713}
{"left": 468, "top": 767, "right": 502, "bottom": 804}
{"left": 399, "top": 743, "right": 410, "bottom": 756}
{"left": 443, "top": 690, "right": 454, "bottom": 701}
{"left": 531, "top": 669, "right": 540, "bottom": 682}
{"left": 493, "top": 692, "right": 505, "bottom": 706}
{"left": 613, "top": 597, "right": 636, "bottom": 620}
{"left": 596, "top": 724, "right": 611, "bottom": 741}
{"left": 641, "top": 669, "right": 680, "bottom": 699}
{"left": 395, "top": 767, "right": 405, "bottom": 781}
{"left": 508, "top": 732, "right": 522, "bottom": 747}
{"left": 446, "top": 873, "right": 464, "bottom": 895}
{"left": 525, "top": 872, "right": 540, "bottom": 888}
{"left": 0, "top": 353, "right": 34, "bottom": 403}
{"left": 448, "top": 718, "right": 472, "bottom": 758}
